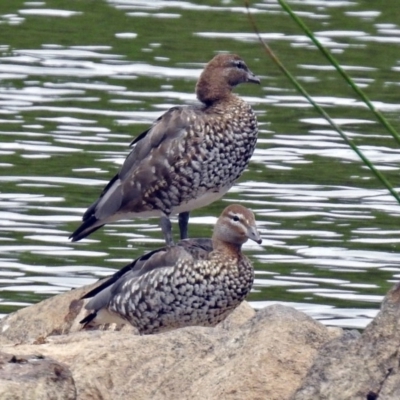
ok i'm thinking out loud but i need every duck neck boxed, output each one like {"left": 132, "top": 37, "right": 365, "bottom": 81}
{"left": 196, "top": 75, "right": 233, "bottom": 106}
{"left": 212, "top": 237, "right": 242, "bottom": 258}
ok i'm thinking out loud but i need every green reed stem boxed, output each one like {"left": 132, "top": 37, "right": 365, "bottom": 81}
{"left": 277, "top": 0, "right": 400, "bottom": 146}
{"left": 244, "top": 0, "right": 400, "bottom": 205}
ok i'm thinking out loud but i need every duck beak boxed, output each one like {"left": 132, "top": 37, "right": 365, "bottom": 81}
{"left": 247, "top": 225, "right": 262, "bottom": 244}
{"left": 247, "top": 70, "right": 260, "bottom": 84}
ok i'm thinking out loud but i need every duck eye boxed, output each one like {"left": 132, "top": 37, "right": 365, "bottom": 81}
{"left": 232, "top": 60, "right": 246, "bottom": 70}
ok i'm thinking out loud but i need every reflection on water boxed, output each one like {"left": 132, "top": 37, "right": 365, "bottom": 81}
{"left": 1, "top": 0, "right": 400, "bottom": 329}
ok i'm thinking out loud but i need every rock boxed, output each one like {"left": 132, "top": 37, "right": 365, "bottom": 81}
{"left": 0, "top": 351, "right": 76, "bottom": 399}
{"left": 294, "top": 282, "right": 400, "bottom": 400}
{"left": 218, "top": 298, "right": 256, "bottom": 329}
{"left": 5, "top": 274, "right": 400, "bottom": 399}
{"left": 0, "top": 282, "right": 95, "bottom": 345}
{"left": 0, "top": 302, "right": 339, "bottom": 400}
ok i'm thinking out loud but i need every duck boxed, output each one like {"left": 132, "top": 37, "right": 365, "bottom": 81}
{"left": 70, "top": 54, "right": 260, "bottom": 245}
{"left": 80, "top": 204, "right": 262, "bottom": 335}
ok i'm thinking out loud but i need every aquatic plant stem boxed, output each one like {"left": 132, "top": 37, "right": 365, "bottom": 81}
{"left": 277, "top": 0, "right": 400, "bottom": 146}
{"left": 244, "top": 0, "right": 400, "bottom": 205}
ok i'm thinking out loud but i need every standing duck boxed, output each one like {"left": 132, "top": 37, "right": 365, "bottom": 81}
{"left": 70, "top": 54, "right": 260, "bottom": 245}
{"left": 80, "top": 204, "right": 262, "bottom": 334}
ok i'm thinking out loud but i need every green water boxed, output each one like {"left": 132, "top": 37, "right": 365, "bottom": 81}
{"left": 1, "top": 0, "right": 400, "bottom": 328}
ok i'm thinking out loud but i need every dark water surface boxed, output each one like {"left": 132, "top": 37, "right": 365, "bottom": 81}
{"left": 1, "top": 0, "right": 400, "bottom": 329}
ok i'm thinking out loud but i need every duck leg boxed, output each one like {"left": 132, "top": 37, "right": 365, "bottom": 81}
{"left": 160, "top": 216, "right": 174, "bottom": 246}
{"left": 178, "top": 212, "right": 190, "bottom": 239}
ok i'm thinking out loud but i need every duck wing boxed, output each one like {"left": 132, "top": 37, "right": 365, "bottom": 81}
{"left": 80, "top": 239, "right": 212, "bottom": 326}
{"left": 70, "top": 105, "right": 203, "bottom": 242}
{"left": 81, "top": 238, "right": 212, "bottom": 301}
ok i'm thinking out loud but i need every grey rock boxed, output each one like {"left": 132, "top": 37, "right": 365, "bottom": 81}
{"left": 0, "top": 282, "right": 95, "bottom": 345}
{"left": 294, "top": 282, "right": 400, "bottom": 400}
{"left": 0, "top": 294, "right": 339, "bottom": 400}
{"left": 0, "top": 351, "right": 76, "bottom": 400}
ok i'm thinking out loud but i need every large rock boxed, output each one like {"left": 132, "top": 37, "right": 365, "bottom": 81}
{"left": 0, "top": 283, "right": 340, "bottom": 400}
{"left": 0, "top": 351, "right": 76, "bottom": 400}
{"left": 294, "top": 282, "right": 400, "bottom": 400}
{"left": 0, "top": 283, "right": 95, "bottom": 345}
{"left": 5, "top": 275, "right": 400, "bottom": 399}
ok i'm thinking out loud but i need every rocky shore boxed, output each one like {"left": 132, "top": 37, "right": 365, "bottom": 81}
{"left": 1, "top": 281, "right": 400, "bottom": 399}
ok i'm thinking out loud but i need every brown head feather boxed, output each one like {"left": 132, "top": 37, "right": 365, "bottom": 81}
{"left": 196, "top": 54, "right": 260, "bottom": 105}
{"left": 212, "top": 204, "right": 262, "bottom": 252}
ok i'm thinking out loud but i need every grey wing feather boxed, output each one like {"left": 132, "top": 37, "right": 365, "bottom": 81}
{"left": 82, "top": 238, "right": 212, "bottom": 301}
{"left": 93, "top": 106, "right": 197, "bottom": 220}
{"left": 119, "top": 106, "right": 191, "bottom": 179}
{"left": 73, "top": 105, "right": 204, "bottom": 242}
{"left": 85, "top": 245, "right": 194, "bottom": 313}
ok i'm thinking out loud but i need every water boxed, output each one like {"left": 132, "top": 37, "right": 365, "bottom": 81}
{"left": 1, "top": 0, "right": 400, "bottom": 329}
